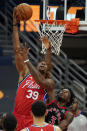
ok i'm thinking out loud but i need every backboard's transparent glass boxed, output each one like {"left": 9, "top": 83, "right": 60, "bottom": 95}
{"left": 45, "top": 0, "right": 87, "bottom": 30}
{"left": 66, "top": 0, "right": 86, "bottom": 22}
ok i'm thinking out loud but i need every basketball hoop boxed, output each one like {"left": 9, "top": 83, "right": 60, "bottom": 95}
{"left": 29, "top": 19, "right": 79, "bottom": 55}
{"left": 34, "top": 20, "right": 66, "bottom": 55}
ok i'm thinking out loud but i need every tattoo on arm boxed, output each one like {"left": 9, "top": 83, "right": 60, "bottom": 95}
{"left": 58, "top": 112, "right": 73, "bottom": 131}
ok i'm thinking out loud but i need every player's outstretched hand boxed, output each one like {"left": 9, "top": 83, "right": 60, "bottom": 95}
{"left": 40, "top": 36, "right": 51, "bottom": 49}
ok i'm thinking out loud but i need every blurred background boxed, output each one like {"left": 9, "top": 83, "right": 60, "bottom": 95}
{"left": 0, "top": 0, "right": 87, "bottom": 114}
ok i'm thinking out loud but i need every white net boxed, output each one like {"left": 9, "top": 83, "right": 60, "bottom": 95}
{"left": 30, "top": 20, "right": 65, "bottom": 55}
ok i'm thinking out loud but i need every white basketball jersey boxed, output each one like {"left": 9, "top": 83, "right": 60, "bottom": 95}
{"left": 67, "top": 114, "right": 87, "bottom": 131}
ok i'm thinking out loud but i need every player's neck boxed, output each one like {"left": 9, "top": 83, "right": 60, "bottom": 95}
{"left": 33, "top": 117, "right": 46, "bottom": 126}
{"left": 41, "top": 72, "right": 46, "bottom": 77}
{"left": 58, "top": 101, "right": 66, "bottom": 107}
{"left": 73, "top": 109, "right": 81, "bottom": 117}
{"left": 39, "top": 70, "right": 46, "bottom": 77}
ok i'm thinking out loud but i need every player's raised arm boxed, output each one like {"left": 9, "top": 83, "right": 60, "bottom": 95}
{"left": 25, "top": 60, "right": 54, "bottom": 90}
{"left": 13, "top": 7, "right": 29, "bottom": 83}
{"left": 40, "top": 36, "right": 52, "bottom": 72}
{"left": 13, "top": 7, "right": 20, "bottom": 50}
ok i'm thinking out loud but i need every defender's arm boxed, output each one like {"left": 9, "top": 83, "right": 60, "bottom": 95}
{"left": 26, "top": 61, "right": 54, "bottom": 90}
{"left": 58, "top": 111, "right": 73, "bottom": 131}
{"left": 41, "top": 37, "right": 52, "bottom": 71}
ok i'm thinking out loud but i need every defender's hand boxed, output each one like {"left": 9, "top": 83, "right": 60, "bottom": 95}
{"left": 40, "top": 36, "right": 51, "bottom": 49}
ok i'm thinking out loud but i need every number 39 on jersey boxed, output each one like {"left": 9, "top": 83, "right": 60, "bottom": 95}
{"left": 26, "top": 90, "right": 39, "bottom": 100}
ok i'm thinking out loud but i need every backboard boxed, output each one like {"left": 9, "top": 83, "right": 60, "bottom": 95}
{"left": 45, "top": 0, "right": 87, "bottom": 31}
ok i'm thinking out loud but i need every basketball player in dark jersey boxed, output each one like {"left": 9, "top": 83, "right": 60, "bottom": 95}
{"left": 45, "top": 88, "right": 74, "bottom": 131}
{"left": 21, "top": 100, "right": 61, "bottom": 131}
{"left": 13, "top": 8, "right": 54, "bottom": 131}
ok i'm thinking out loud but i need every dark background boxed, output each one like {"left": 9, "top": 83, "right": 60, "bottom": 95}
{"left": 0, "top": 66, "right": 18, "bottom": 112}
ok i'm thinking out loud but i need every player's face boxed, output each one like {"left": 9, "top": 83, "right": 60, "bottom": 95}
{"left": 37, "top": 61, "right": 48, "bottom": 74}
{"left": 69, "top": 99, "right": 79, "bottom": 112}
{"left": 59, "top": 89, "right": 71, "bottom": 103}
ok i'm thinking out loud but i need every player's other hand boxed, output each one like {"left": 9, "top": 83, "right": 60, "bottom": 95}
{"left": 40, "top": 36, "right": 51, "bottom": 49}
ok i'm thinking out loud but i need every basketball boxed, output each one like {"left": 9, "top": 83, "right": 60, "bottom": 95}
{"left": 15, "top": 3, "right": 33, "bottom": 21}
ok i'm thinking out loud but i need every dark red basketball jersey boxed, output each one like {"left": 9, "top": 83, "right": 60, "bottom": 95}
{"left": 26, "top": 123, "right": 55, "bottom": 131}
{"left": 13, "top": 74, "right": 46, "bottom": 131}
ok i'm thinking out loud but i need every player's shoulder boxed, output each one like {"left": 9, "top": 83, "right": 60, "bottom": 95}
{"left": 79, "top": 114, "right": 87, "bottom": 121}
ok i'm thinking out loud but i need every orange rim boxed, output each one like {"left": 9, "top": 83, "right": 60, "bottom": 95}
{"left": 35, "top": 19, "right": 79, "bottom": 26}
{"left": 35, "top": 20, "right": 67, "bottom": 25}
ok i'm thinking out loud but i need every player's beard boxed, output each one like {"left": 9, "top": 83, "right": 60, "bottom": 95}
{"left": 39, "top": 69, "right": 46, "bottom": 75}
{"left": 38, "top": 67, "right": 46, "bottom": 75}
{"left": 57, "top": 95, "right": 66, "bottom": 103}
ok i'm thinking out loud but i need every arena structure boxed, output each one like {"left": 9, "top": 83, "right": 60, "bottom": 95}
{"left": 0, "top": 0, "right": 87, "bottom": 116}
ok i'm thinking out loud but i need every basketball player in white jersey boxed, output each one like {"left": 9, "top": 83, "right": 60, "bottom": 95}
{"left": 67, "top": 98, "right": 87, "bottom": 131}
